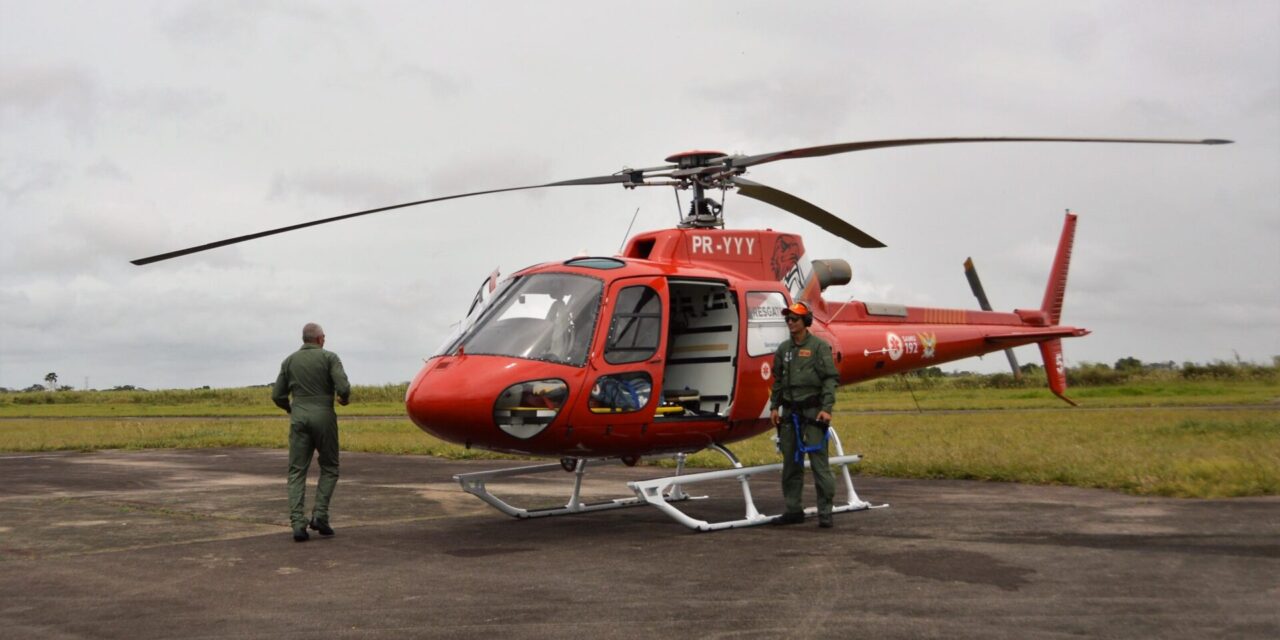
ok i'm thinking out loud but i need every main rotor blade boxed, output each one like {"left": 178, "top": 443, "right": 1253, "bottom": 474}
{"left": 732, "top": 177, "right": 887, "bottom": 248}
{"left": 130, "top": 173, "right": 633, "bottom": 265}
{"left": 963, "top": 257, "right": 995, "bottom": 311}
{"left": 965, "top": 257, "right": 1021, "bottom": 377}
{"left": 727, "top": 136, "right": 1233, "bottom": 168}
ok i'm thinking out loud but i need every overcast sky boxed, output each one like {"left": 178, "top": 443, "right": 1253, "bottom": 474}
{"left": 2, "top": 1, "right": 1276, "bottom": 390}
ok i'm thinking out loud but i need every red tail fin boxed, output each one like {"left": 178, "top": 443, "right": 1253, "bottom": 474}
{"left": 1038, "top": 338, "right": 1077, "bottom": 406}
{"left": 1038, "top": 212, "right": 1080, "bottom": 405}
{"left": 1041, "top": 212, "right": 1078, "bottom": 325}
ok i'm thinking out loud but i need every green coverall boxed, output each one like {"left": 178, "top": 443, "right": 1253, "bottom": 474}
{"left": 769, "top": 331, "right": 839, "bottom": 517}
{"left": 272, "top": 343, "right": 351, "bottom": 529}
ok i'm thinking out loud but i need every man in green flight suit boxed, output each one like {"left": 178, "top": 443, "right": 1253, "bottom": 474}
{"left": 272, "top": 322, "right": 351, "bottom": 542}
{"left": 768, "top": 301, "right": 840, "bottom": 528}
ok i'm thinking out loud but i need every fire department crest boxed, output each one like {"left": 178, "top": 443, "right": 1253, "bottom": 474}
{"left": 918, "top": 332, "right": 937, "bottom": 359}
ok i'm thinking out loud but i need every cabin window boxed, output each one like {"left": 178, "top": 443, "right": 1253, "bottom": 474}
{"left": 746, "top": 291, "right": 789, "bottom": 357}
{"left": 604, "top": 285, "right": 662, "bottom": 364}
{"left": 587, "top": 372, "right": 653, "bottom": 413}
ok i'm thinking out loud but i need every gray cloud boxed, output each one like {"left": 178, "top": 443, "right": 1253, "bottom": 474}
{"left": 693, "top": 73, "right": 864, "bottom": 143}
{"left": 0, "top": 65, "right": 97, "bottom": 138}
{"left": 267, "top": 170, "right": 422, "bottom": 209}
{"left": 157, "top": 0, "right": 337, "bottom": 44}
{"left": 84, "top": 158, "right": 130, "bottom": 181}
{"left": 391, "top": 64, "right": 466, "bottom": 99}
{"left": 0, "top": 158, "right": 66, "bottom": 202}
{"left": 1, "top": 1, "right": 1276, "bottom": 390}
{"left": 112, "top": 86, "right": 224, "bottom": 120}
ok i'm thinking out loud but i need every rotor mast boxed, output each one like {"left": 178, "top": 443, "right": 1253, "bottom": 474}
{"left": 665, "top": 150, "right": 729, "bottom": 230}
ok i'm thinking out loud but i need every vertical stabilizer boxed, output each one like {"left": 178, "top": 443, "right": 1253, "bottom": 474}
{"left": 1041, "top": 212, "right": 1078, "bottom": 326}
{"left": 1039, "top": 338, "right": 1077, "bottom": 406}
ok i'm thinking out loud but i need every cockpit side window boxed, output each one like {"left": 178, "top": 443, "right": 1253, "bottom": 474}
{"left": 604, "top": 285, "right": 662, "bottom": 364}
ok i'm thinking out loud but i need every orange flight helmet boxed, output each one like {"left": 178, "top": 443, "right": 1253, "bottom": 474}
{"left": 785, "top": 301, "right": 813, "bottom": 327}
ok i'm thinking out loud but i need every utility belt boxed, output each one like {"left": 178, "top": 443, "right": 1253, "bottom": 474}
{"left": 292, "top": 395, "right": 338, "bottom": 407}
{"left": 778, "top": 396, "right": 823, "bottom": 412}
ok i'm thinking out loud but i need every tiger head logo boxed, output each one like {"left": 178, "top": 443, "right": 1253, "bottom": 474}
{"left": 771, "top": 234, "right": 802, "bottom": 282}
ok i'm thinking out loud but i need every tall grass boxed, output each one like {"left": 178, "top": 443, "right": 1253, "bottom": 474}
{"left": 1, "top": 384, "right": 410, "bottom": 406}
{"left": 844, "top": 361, "right": 1277, "bottom": 410}
{"left": 675, "top": 408, "right": 1280, "bottom": 498}
{"left": 854, "top": 361, "right": 1277, "bottom": 393}
{"left": 2, "top": 408, "right": 1276, "bottom": 499}
{"left": 0, "top": 418, "right": 511, "bottom": 461}
{"left": 0, "top": 384, "right": 409, "bottom": 417}
{"left": 2, "top": 363, "right": 1276, "bottom": 499}
{"left": 3, "top": 369, "right": 1276, "bottom": 418}
{"left": 839, "top": 378, "right": 1277, "bottom": 411}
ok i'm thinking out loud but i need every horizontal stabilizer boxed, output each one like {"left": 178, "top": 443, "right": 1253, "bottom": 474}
{"left": 983, "top": 328, "right": 1089, "bottom": 344}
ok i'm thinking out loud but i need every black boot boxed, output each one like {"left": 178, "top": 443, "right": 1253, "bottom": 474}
{"left": 818, "top": 513, "right": 834, "bottom": 528}
{"left": 309, "top": 518, "right": 334, "bottom": 536}
{"left": 772, "top": 511, "right": 805, "bottom": 525}
{"left": 292, "top": 526, "right": 310, "bottom": 542}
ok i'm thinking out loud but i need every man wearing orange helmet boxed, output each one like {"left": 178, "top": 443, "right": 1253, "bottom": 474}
{"left": 768, "top": 301, "right": 840, "bottom": 528}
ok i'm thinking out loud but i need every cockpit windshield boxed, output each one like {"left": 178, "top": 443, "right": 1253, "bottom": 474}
{"left": 448, "top": 273, "right": 602, "bottom": 366}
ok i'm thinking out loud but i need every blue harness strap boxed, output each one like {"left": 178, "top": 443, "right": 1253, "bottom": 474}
{"left": 789, "top": 411, "right": 830, "bottom": 463}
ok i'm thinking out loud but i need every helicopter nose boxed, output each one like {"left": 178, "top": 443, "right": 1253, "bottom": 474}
{"left": 405, "top": 356, "right": 573, "bottom": 450}
{"left": 405, "top": 358, "right": 483, "bottom": 445}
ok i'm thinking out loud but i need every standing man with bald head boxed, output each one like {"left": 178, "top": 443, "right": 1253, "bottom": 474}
{"left": 272, "top": 322, "right": 351, "bottom": 542}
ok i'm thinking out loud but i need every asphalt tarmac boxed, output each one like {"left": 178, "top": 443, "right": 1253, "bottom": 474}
{"left": 0, "top": 448, "right": 1276, "bottom": 639}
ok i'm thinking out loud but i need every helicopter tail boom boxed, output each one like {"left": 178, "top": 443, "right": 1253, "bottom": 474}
{"left": 823, "top": 211, "right": 1088, "bottom": 404}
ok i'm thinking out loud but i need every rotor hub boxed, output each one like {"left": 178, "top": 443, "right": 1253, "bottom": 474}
{"left": 664, "top": 150, "right": 727, "bottom": 169}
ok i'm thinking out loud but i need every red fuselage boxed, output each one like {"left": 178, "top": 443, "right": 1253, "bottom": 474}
{"left": 407, "top": 223, "right": 1084, "bottom": 458}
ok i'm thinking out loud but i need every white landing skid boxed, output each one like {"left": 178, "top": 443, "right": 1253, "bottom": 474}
{"left": 628, "top": 429, "right": 888, "bottom": 531}
{"left": 453, "top": 429, "right": 887, "bottom": 531}
{"left": 453, "top": 454, "right": 698, "bottom": 519}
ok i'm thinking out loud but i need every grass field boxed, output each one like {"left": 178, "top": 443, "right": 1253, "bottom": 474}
{"left": 0, "top": 384, "right": 410, "bottom": 417}
{"left": 2, "top": 374, "right": 1276, "bottom": 499}
{"left": 3, "top": 375, "right": 1276, "bottom": 417}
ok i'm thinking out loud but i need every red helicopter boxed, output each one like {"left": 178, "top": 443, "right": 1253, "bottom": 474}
{"left": 134, "top": 136, "right": 1229, "bottom": 530}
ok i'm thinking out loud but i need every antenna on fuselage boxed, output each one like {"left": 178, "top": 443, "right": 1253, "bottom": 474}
{"left": 619, "top": 207, "right": 641, "bottom": 252}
